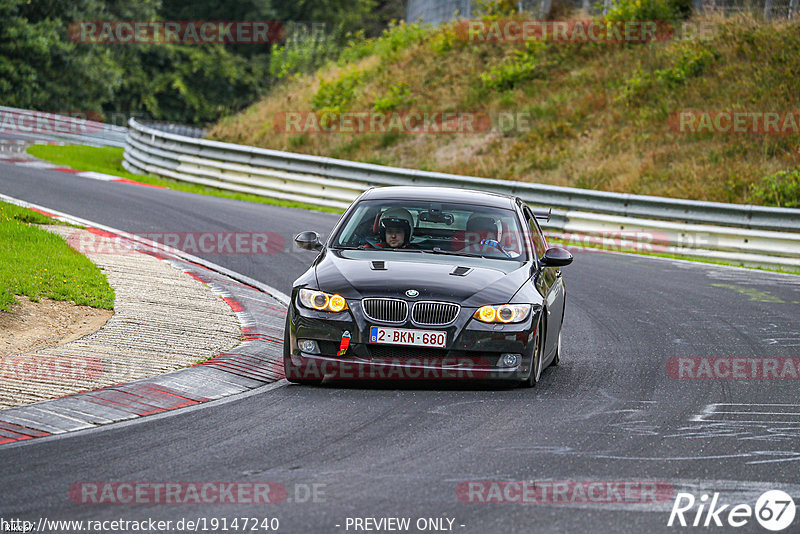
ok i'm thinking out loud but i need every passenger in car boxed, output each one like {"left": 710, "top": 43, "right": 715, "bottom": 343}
{"left": 462, "top": 215, "right": 501, "bottom": 254}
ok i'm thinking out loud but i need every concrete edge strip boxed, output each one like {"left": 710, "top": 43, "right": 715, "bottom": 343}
{"left": 0, "top": 194, "right": 290, "bottom": 446}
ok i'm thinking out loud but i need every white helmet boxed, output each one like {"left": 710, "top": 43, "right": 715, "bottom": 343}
{"left": 379, "top": 207, "right": 414, "bottom": 245}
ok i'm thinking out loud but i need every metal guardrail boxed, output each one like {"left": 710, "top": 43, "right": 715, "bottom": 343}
{"left": 145, "top": 122, "right": 208, "bottom": 139}
{"left": 122, "top": 118, "right": 800, "bottom": 270}
{"left": 406, "top": 0, "right": 799, "bottom": 22}
{"left": 0, "top": 106, "right": 128, "bottom": 147}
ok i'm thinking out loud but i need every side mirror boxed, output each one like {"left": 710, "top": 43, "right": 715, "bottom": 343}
{"left": 541, "top": 247, "right": 573, "bottom": 267}
{"left": 295, "top": 231, "right": 323, "bottom": 251}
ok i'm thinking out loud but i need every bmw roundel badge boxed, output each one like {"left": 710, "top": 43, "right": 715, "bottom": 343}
{"left": 405, "top": 289, "right": 419, "bottom": 298}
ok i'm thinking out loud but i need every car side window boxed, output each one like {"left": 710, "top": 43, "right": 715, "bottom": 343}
{"left": 524, "top": 207, "right": 546, "bottom": 259}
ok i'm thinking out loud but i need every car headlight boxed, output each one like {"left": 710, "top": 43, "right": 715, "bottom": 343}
{"left": 299, "top": 289, "right": 349, "bottom": 313}
{"left": 474, "top": 304, "right": 531, "bottom": 324}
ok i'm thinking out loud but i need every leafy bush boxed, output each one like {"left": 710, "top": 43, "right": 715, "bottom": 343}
{"left": 475, "top": 0, "right": 520, "bottom": 17}
{"left": 428, "top": 22, "right": 464, "bottom": 56}
{"left": 604, "top": 0, "right": 677, "bottom": 23}
{"left": 656, "top": 46, "right": 715, "bottom": 84}
{"left": 481, "top": 41, "right": 549, "bottom": 90}
{"left": 373, "top": 83, "right": 412, "bottom": 112}
{"left": 269, "top": 26, "right": 341, "bottom": 80}
{"left": 312, "top": 69, "right": 366, "bottom": 113}
{"left": 620, "top": 43, "right": 716, "bottom": 102}
{"left": 338, "top": 21, "right": 432, "bottom": 65}
{"left": 749, "top": 169, "right": 800, "bottom": 207}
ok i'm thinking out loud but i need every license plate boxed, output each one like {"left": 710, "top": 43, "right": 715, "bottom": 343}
{"left": 369, "top": 326, "right": 447, "bottom": 348}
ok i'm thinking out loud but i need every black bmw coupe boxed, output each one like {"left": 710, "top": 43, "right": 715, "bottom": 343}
{"left": 284, "top": 186, "right": 572, "bottom": 387}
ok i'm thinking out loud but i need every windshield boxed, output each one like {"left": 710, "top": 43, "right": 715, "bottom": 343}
{"left": 332, "top": 199, "right": 526, "bottom": 261}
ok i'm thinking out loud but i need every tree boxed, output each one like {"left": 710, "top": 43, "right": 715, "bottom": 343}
{"left": 0, "top": 0, "right": 121, "bottom": 111}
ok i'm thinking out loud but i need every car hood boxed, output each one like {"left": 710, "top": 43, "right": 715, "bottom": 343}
{"left": 314, "top": 250, "right": 530, "bottom": 307}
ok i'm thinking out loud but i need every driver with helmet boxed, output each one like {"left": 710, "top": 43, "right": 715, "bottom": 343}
{"left": 363, "top": 207, "right": 417, "bottom": 249}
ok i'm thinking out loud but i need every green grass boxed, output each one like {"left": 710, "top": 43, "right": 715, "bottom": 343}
{"left": 0, "top": 201, "right": 115, "bottom": 312}
{"left": 210, "top": 13, "right": 800, "bottom": 206}
{"left": 26, "top": 145, "right": 344, "bottom": 215}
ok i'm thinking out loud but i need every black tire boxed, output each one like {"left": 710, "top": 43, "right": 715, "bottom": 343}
{"left": 520, "top": 316, "right": 543, "bottom": 388}
{"left": 549, "top": 330, "right": 561, "bottom": 367}
{"left": 549, "top": 302, "right": 565, "bottom": 368}
{"left": 283, "top": 313, "right": 323, "bottom": 386}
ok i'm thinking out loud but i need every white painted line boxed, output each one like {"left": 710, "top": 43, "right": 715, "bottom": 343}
{"left": 712, "top": 411, "right": 800, "bottom": 416}
{"left": 692, "top": 403, "right": 800, "bottom": 425}
{"left": 710, "top": 403, "right": 800, "bottom": 407}
{"left": 16, "top": 161, "right": 57, "bottom": 169}
{"left": 699, "top": 419, "right": 800, "bottom": 425}
{"left": 76, "top": 171, "right": 118, "bottom": 181}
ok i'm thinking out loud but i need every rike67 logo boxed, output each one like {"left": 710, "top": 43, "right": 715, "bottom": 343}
{"left": 668, "top": 490, "right": 796, "bottom": 531}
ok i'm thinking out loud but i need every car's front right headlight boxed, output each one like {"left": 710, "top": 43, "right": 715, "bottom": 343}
{"left": 299, "top": 289, "right": 348, "bottom": 313}
{"left": 473, "top": 304, "right": 531, "bottom": 324}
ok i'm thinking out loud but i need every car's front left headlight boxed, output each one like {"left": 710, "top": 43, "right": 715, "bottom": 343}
{"left": 473, "top": 304, "right": 531, "bottom": 324}
{"left": 299, "top": 289, "right": 349, "bottom": 313}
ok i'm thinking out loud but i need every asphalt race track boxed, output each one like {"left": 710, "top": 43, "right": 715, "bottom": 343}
{"left": 1, "top": 163, "right": 799, "bottom": 533}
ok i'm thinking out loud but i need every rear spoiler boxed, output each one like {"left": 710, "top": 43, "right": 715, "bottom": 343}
{"left": 533, "top": 208, "right": 551, "bottom": 222}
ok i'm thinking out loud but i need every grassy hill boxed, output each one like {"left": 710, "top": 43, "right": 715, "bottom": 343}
{"left": 209, "top": 7, "right": 800, "bottom": 207}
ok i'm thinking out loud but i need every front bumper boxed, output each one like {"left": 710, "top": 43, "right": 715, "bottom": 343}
{"left": 286, "top": 298, "right": 539, "bottom": 382}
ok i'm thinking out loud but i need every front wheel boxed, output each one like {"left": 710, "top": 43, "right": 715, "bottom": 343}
{"left": 549, "top": 305, "right": 565, "bottom": 368}
{"left": 549, "top": 330, "right": 561, "bottom": 367}
{"left": 520, "top": 317, "right": 543, "bottom": 388}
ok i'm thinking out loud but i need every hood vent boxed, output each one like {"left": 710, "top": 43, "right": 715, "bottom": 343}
{"left": 371, "top": 260, "right": 387, "bottom": 270}
{"left": 450, "top": 266, "right": 472, "bottom": 277}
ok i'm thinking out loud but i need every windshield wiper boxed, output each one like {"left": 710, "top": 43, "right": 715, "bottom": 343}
{"left": 421, "top": 247, "right": 481, "bottom": 258}
{"left": 332, "top": 245, "right": 422, "bottom": 252}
